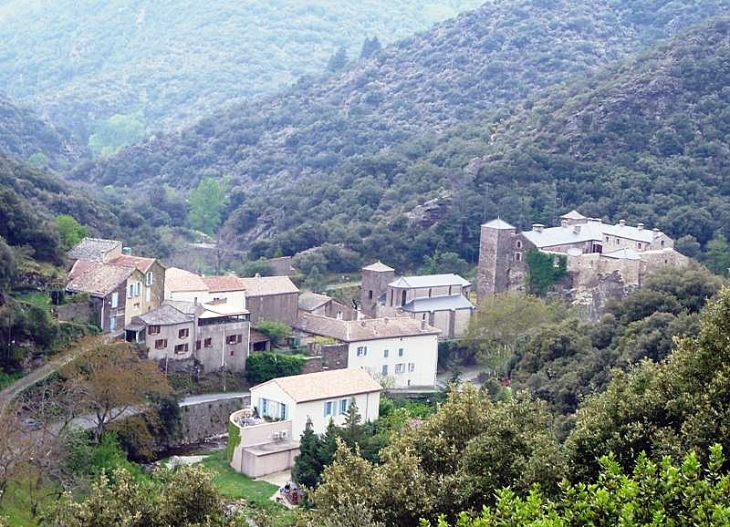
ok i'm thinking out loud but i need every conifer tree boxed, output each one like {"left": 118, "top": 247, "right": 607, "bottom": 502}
{"left": 292, "top": 419, "right": 322, "bottom": 488}
{"left": 341, "top": 398, "right": 363, "bottom": 447}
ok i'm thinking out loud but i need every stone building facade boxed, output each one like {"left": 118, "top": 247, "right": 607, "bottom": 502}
{"left": 128, "top": 300, "right": 251, "bottom": 373}
{"left": 477, "top": 210, "right": 690, "bottom": 306}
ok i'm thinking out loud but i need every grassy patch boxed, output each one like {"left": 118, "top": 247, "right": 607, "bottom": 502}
{"left": 13, "top": 291, "right": 51, "bottom": 310}
{"left": 1, "top": 471, "right": 61, "bottom": 527}
{"left": 0, "top": 370, "right": 22, "bottom": 390}
{"left": 202, "top": 450, "right": 296, "bottom": 527}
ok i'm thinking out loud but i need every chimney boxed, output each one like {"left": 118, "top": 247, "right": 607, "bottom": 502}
{"left": 122, "top": 247, "right": 132, "bottom": 255}
{"left": 619, "top": 219, "right": 626, "bottom": 227}
{"left": 532, "top": 223, "right": 545, "bottom": 233}
{"left": 254, "top": 273, "right": 261, "bottom": 278}
{"left": 573, "top": 225, "right": 582, "bottom": 234}
{"left": 561, "top": 220, "right": 569, "bottom": 228}
{"left": 653, "top": 227, "right": 660, "bottom": 233}
{"left": 637, "top": 223, "right": 644, "bottom": 230}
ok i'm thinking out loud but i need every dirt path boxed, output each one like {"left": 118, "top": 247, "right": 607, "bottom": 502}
{"left": 0, "top": 336, "right": 104, "bottom": 411}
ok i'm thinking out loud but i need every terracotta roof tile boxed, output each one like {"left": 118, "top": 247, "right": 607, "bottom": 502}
{"left": 108, "top": 255, "right": 157, "bottom": 273}
{"left": 66, "top": 265, "right": 134, "bottom": 297}
{"left": 252, "top": 369, "right": 381, "bottom": 403}
{"left": 67, "top": 237, "right": 121, "bottom": 263}
{"left": 202, "top": 275, "right": 245, "bottom": 293}
{"left": 165, "top": 267, "right": 208, "bottom": 293}
{"left": 294, "top": 314, "right": 440, "bottom": 342}
{"left": 239, "top": 276, "right": 299, "bottom": 296}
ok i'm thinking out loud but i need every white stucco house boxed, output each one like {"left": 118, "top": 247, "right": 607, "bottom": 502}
{"left": 293, "top": 314, "right": 441, "bottom": 388}
{"left": 228, "top": 369, "right": 382, "bottom": 477}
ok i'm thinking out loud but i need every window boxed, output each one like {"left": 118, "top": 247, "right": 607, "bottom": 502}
{"left": 230, "top": 349, "right": 234, "bottom": 356}
{"left": 381, "top": 364, "right": 388, "bottom": 376}
{"left": 368, "top": 290, "right": 373, "bottom": 300}
{"left": 324, "top": 401, "right": 334, "bottom": 417}
{"left": 615, "top": 238, "right": 619, "bottom": 245}
{"left": 135, "top": 281, "right": 142, "bottom": 297}
{"left": 605, "top": 236, "right": 609, "bottom": 243}
{"left": 398, "top": 348, "right": 404, "bottom": 357}
{"left": 145, "top": 287, "right": 151, "bottom": 302}
{"left": 408, "top": 363, "right": 415, "bottom": 372}
{"left": 395, "top": 363, "right": 405, "bottom": 374}
{"left": 280, "top": 403, "right": 287, "bottom": 420}
{"left": 146, "top": 271, "right": 153, "bottom": 286}
{"left": 262, "top": 399, "right": 269, "bottom": 415}
{"left": 384, "top": 349, "right": 389, "bottom": 358}
{"left": 204, "top": 338, "right": 212, "bottom": 348}
{"left": 109, "top": 317, "right": 116, "bottom": 331}
{"left": 128, "top": 284, "right": 134, "bottom": 298}
{"left": 226, "top": 334, "right": 242, "bottom": 345}
{"left": 515, "top": 252, "right": 522, "bottom": 262}
{"left": 111, "top": 292, "right": 118, "bottom": 309}
{"left": 339, "top": 399, "right": 348, "bottom": 414}
{"left": 637, "top": 242, "right": 642, "bottom": 249}
{"left": 148, "top": 325, "right": 160, "bottom": 335}
{"left": 336, "top": 311, "right": 343, "bottom": 320}
{"left": 516, "top": 240, "right": 523, "bottom": 249}
{"left": 174, "top": 343, "right": 188, "bottom": 354}
{"left": 356, "top": 346, "right": 367, "bottom": 357}
{"left": 661, "top": 240, "right": 665, "bottom": 248}
{"left": 196, "top": 340, "right": 201, "bottom": 351}
{"left": 179, "top": 328, "right": 189, "bottom": 339}
{"left": 154, "top": 339, "right": 167, "bottom": 349}
{"left": 428, "top": 288, "right": 432, "bottom": 298}
{"left": 134, "top": 303, "right": 140, "bottom": 309}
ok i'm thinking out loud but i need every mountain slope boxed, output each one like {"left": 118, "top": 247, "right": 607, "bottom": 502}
{"left": 239, "top": 15, "right": 730, "bottom": 269}
{"left": 0, "top": 94, "right": 86, "bottom": 169}
{"left": 0, "top": 0, "right": 483, "bottom": 138}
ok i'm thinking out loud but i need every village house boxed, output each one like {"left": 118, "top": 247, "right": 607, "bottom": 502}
{"left": 228, "top": 369, "right": 381, "bottom": 477}
{"left": 297, "top": 291, "right": 358, "bottom": 321}
{"left": 164, "top": 267, "right": 246, "bottom": 309}
{"left": 127, "top": 299, "right": 250, "bottom": 373}
{"left": 360, "top": 262, "right": 474, "bottom": 339}
{"left": 238, "top": 275, "right": 299, "bottom": 326}
{"left": 477, "top": 210, "right": 690, "bottom": 305}
{"left": 293, "top": 314, "right": 440, "bottom": 388}
{"left": 65, "top": 238, "right": 165, "bottom": 335}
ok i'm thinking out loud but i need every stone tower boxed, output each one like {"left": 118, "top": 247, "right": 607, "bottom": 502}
{"left": 477, "top": 219, "right": 516, "bottom": 301}
{"left": 360, "top": 261, "right": 395, "bottom": 318}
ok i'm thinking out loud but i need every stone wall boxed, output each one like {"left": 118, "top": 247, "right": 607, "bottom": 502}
{"left": 248, "top": 293, "right": 298, "bottom": 326}
{"left": 301, "top": 343, "right": 349, "bottom": 374}
{"left": 55, "top": 302, "right": 93, "bottom": 324}
{"left": 178, "top": 394, "right": 250, "bottom": 445}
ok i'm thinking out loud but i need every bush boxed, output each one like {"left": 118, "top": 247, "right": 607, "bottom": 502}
{"left": 245, "top": 352, "right": 306, "bottom": 384}
{"left": 255, "top": 320, "right": 292, "bottom": 348}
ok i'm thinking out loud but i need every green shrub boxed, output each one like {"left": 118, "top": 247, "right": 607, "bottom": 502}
{"left": 245, "top": 352, "right": 306, "bottom": 384}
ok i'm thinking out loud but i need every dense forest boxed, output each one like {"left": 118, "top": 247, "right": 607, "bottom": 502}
{"left": 0, "top": 0, "right": 482, "bottom": 140}
{"left": 71, "top": 1, "right": 730, "bottom": 272}
{"left": 0, "top": 94, "right": 85, "bottom": 169}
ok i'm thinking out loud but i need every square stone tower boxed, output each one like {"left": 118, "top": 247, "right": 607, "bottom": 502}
{"left": 477, "top": 219, "right": 516, "bottom": 301}
{"left": 360, "top": 261, "right": 395, "bottom": 318}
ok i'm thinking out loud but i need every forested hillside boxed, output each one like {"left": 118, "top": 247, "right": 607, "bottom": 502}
{"left": 0, "top": 94, "right": 85, "bottom": 169}
{"left": 0, "top": 0, "right": 482, "bottom": 140}
{"left": 72, "top": 0, "right": 730, "bottom": 271}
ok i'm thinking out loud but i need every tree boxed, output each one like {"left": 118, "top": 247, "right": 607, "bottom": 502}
{"left": 306, "top": 265, "right": 324, "bottom": 293}
{"left": 464, "top": 292, "right": 566, "bottom": 369}
{"left": 359, "top": 36, "right": 382, "bottom": 60}
{"left": 326, "top": 46, "right": 348, "bottom": 73}
{"left": 0, "top": 237, "right": 15, "bottom": 292}
{"left": 188, "top": 177, "right": 229, "bottom": 236}
{"left": 56, "top": 215, "right": 88, "bottom": 250}
{"left": 65, "top": 341, "right": 171, "bottom": 442}
{"left": 340, "top": 399, "right": 363, "bottom": 447}
{"left": 704, "top": 231, "right": 730, "bottom": 276}
{"left": 88, "top": 111, "right": 146, "bottom": 158}
{"left": 239, "top": 258, "right": 274, "bottom": 277}
{"left": 420, "top": 251, "right": 470, "bottom": 277}
{"left": 568, "top": 287, "right": 730, "bottom": 481}
{"left": 422, "top": 447, "right": 730, "bottom": 527}
{"left": 292, "top": 419, "right": 323, "bottom": 488}
{"left": 244, "top": 352, "right": 304, "bottom": 384}
{"left": 48, "top": 465, "right": 246, "bottom": 527}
